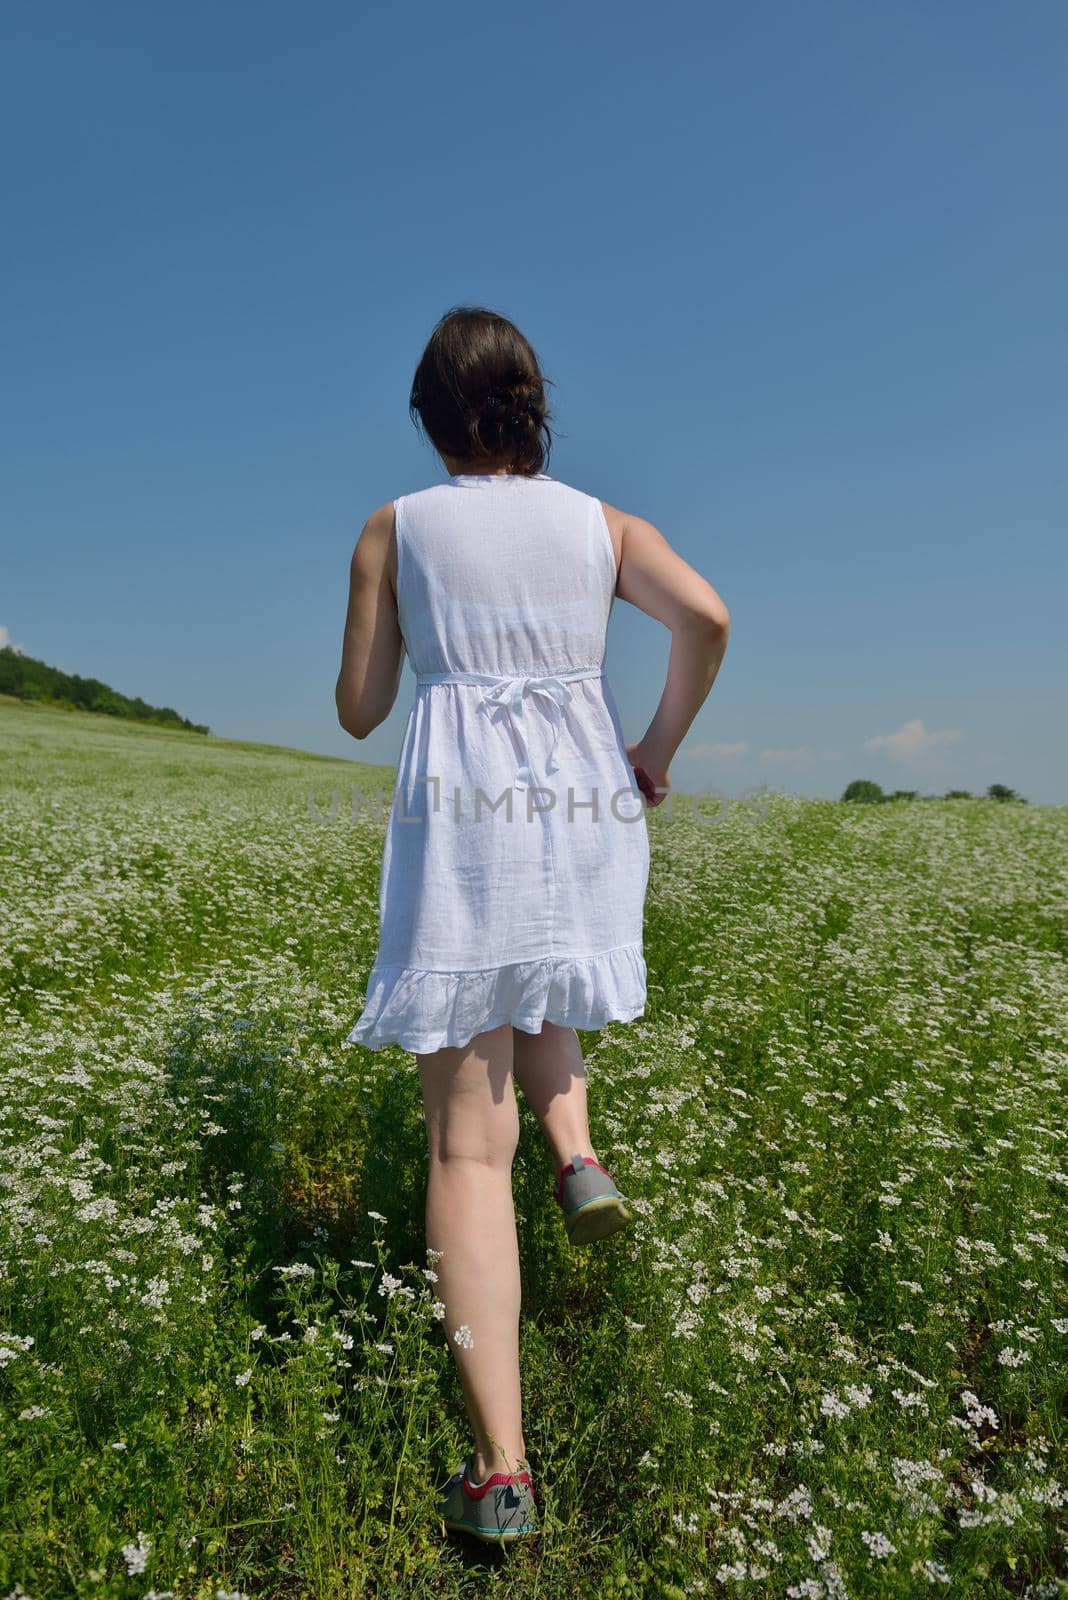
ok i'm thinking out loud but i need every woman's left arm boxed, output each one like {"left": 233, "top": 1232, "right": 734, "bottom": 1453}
{"left": 335, "top": 502, "right": 405, "bottom": 739}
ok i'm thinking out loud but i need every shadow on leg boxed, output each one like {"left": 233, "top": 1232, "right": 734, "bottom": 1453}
{"left": 512, "top": 1020, "right": 599, "bottom": 1173}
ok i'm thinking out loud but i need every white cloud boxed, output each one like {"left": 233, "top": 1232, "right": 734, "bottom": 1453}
{"left": 680, "top": 740, "right": 749, "bottom": 760}
{"left": 758, "top": 746, "right": 817, "bottom": 767}
{"left": 0, "top": 625, "right": 24, "bottom": 654}
{"left": 863, "top": 719, "right": 963, "bottom": 763}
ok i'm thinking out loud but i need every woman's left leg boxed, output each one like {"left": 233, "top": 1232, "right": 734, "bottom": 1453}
{"left": 417, "top": 1022, "right": 527, "bottom": 1483}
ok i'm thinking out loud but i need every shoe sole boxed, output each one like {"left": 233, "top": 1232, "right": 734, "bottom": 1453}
{"left": 441, "top": 1516, "right": 540, "bottom": 1543}
{"left": 564, "top": 1192, "right": 634, "bottom": 1245}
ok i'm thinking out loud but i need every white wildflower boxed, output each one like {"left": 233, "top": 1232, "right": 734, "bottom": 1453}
{"left": 122, "top": 1531, "right": 152, "bottom": 1575}
{"left": 860, "top": 1529, "right": 896, "bottom": 1558}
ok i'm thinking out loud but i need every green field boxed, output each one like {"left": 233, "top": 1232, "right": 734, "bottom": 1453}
{"left": 1, "top": 701, "right": 1065, "bottom": 1599}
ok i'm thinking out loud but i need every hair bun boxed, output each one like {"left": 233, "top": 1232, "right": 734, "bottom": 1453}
{"left": 481, "top": 381, "right": 539, "bottom": 435}
{"left": 484, "top": 379, "right": 534, "bottom": 411}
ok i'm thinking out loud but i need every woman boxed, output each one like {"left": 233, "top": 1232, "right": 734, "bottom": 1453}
{"left": 335, "top": 306, "right": 729, "bottom": 1544}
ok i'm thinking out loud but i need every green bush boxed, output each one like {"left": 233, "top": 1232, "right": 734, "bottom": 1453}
{"left": 841, "top": 779, "right": 885, "bottom": 803}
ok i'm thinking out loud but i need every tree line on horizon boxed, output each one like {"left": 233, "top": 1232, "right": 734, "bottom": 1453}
{"left": 841, "top": 779, "right": 1027, "bottom": 804}
{"left": 0, "top": 645, "right": 210, "bottom": 735}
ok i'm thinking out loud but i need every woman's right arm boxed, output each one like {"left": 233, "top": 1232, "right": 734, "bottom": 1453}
{"left": 600, "top": 501, "right": 730, "bottom": 807}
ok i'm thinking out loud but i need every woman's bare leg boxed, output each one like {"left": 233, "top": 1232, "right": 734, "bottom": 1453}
{"left": 511, "top": 1020, "right": 600, "bottom": 1172}
{"left": 418, "top": 1022, "right": 526, "bottom": 1483}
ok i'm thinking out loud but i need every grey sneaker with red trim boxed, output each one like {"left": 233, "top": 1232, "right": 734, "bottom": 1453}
{"left": 553, "top": 1153, "right": 635, "bottom": 1245}
{"left": 436, "top": 1452, "right": 539, "bottom": 1544}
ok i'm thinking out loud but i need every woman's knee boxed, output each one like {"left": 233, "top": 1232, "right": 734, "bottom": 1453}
{"left": 430, "top": 1142, "right": 518, "bottom": 1174}
{"left": 426, "top": 1104, "right": 520, "bottom": 1170}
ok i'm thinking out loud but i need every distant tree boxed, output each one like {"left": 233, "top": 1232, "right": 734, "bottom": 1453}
{"left": 944, "top": 789, "right": 973, "bottom": 799}
{"left": 987, "top": 783, "right": 1026, "bottom": 803}
{"left": 0, "top": 644, "right": 209, "bottom": 734}
{"left": 88, "top": 688, "right": 126, "bottom": 718}
{"left": 842, "top": 780, "right": 885, "bottom": 804}
{"left": 887, "top": 789, "right": 918, "bottom": 801}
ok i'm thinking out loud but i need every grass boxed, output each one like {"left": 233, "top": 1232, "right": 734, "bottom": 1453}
{"left": 0, "top": 699, "right": 1065, "bottom": 1599}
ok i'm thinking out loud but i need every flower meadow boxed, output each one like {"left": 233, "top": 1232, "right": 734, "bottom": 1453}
{"left": 0, "top": 701, "right": 1065, "bottom": 1600}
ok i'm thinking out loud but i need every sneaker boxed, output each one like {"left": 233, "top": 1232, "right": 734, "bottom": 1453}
{"left": 553, "top": 1152, "right": 634, "bottom": 1245}
{"left": 436, "top": 1452, "right": 540, "bottom": 1544}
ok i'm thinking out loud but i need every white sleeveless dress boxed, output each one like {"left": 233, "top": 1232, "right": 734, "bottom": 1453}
{"left": 345, "top": 471, "right": 650, "bottom": 1054}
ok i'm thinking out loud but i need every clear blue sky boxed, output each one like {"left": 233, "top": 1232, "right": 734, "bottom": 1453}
{"left": 3, "top": 1, "right": 1065, "bottom": 802}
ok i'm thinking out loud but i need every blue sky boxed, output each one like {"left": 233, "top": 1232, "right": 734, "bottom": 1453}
{"left": 3, "top": 0, "right": 1065, "bottom": 802}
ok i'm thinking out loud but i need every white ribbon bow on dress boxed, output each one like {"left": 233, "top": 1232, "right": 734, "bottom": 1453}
{"left": 478, "top": 674, "right": 575, "bottom": 789}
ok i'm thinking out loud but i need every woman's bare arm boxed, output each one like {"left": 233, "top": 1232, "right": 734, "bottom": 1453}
{"left": 600, "top": 501, "right": 730, "bottom": 804}
{"left": 335, "top": 503, "right": 405, "bottom": 740}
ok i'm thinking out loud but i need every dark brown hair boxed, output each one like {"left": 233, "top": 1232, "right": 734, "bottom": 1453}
{"left": 409, "top": 306, "right": 556, "bottom": 476}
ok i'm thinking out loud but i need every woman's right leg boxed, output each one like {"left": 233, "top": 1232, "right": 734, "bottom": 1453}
{"left": 418, "top": 1022, "right": 527, "bottom": 1485}
{"left": 511, "top": 1020, "right": 600, "bottom": 1172}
